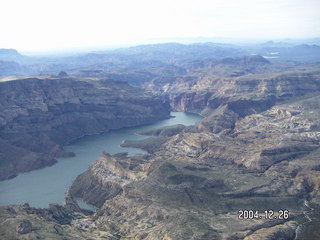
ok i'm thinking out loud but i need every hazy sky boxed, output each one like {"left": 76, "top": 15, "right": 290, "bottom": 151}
{"left": 1, "top": 0, "right": 320, "bottom": 52}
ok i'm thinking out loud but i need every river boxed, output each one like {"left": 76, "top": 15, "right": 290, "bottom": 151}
{"left": 0, "top": 112, "right": 202, "bottom": 208}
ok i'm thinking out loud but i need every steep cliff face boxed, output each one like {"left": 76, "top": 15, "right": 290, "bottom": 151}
{"left": 70, "top": 153, "right": 150, "bottom": 207}
{"left": 142, "top": 57, "right": 320, "bottom": 117}
{"left": 0, "top": 77, "right": 170, "bottom": 180}
{"left": 168, "top": 71, "right": 320, "bottom": 116}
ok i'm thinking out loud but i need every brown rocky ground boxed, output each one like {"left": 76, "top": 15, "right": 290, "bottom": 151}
{"left": 64, "top": 94, "right": 320, "bottom": 239}
{"left": 0, "top": 202, "right": 113, "bottom": 240}
{"left": 1, "top": 59, "right": 320, "bottom": 239}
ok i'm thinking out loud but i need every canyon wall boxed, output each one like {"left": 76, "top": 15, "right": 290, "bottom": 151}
{"left": 0, "top": 77, "right": 170, "bottom": 180}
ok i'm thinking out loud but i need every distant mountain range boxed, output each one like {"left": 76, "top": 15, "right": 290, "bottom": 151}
{"left": 0, "top": 41, "right": 320, "bottom": 77}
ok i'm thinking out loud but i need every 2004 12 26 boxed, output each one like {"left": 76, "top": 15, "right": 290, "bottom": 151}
{"left": 238, "top": 209, "right": 289, "bottom": 220}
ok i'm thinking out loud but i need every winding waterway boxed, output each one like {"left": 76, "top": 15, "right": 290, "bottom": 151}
{"left": 0, "top": 112, "right": 202, "bottom": 208}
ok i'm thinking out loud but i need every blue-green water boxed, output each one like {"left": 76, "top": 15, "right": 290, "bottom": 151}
{"left": 0, "top": 112, "right": 202, "bottom": 208}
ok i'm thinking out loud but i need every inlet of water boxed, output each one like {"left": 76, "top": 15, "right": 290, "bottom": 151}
{"left": 0, "top": 112, "right": 202, "bottom": 208}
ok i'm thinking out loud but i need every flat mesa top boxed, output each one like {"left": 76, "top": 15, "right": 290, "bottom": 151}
{"left": 0, "top": 75, "right": 51, "bottom": 82}
{"left": 0, "top": 76, "right": 106, "bottom": 83}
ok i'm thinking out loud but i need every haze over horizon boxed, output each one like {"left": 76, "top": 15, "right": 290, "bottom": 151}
{"left": 1, "top": 0, "right": 320, "bottom": 53}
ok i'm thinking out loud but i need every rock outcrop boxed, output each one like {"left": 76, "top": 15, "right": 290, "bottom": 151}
{"left": 16, "top": 219, "right": 33, "bottom": 234}
{"left": 69, "top": 153, "right": 150, "bottom": 207}
{"left": 0, "top": 203, "right": 108, "bottom": 239}
{"left": 166, "top": 70, "right": 320, "bottom": 115}
{"left": 137, "top": 124, "right": 186, "bottom": 137}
